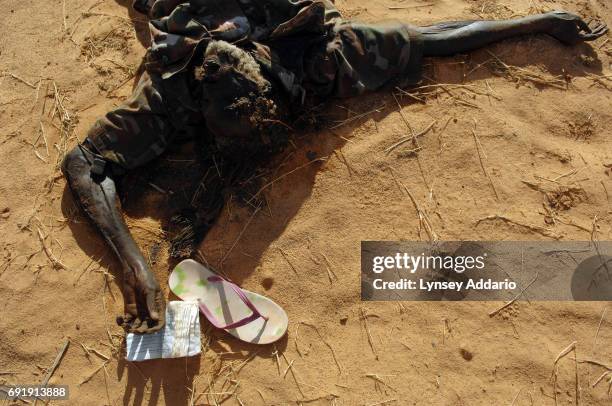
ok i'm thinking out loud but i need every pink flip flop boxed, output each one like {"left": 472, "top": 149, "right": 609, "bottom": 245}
{"left": 169, "top": 259, "right": 288, "bottom": 344}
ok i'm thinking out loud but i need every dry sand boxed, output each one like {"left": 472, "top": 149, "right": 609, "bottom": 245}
{"left": 1, "top": 0, "right": 612, "bottom": 404}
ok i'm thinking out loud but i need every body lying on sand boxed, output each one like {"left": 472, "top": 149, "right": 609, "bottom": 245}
{"left": 61, "top": 0, "right": 607, "bottom": 334}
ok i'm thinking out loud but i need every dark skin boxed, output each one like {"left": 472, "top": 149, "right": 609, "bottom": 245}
{"left": 418, "top": 11, "right": 607, "bottom": 55}
{"left": 63, "top": 145, "right": 166, "bottom": 333}
{"left": 62, "top": 11, "right": 607, "bottom": 334}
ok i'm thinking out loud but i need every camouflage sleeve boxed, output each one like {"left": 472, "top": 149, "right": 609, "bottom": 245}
{"left": 305, "top": 20, "right": 424, "bottom": 98}
{"left": 86, "top": 73, "right": 174, "bottom": 171}
{"left": 237, "top": 0, "right": 339, "bottom": 39}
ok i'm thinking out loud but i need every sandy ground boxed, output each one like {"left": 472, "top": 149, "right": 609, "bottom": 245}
{"left": 1, "top": 0, "right": 612, "bottom": 404}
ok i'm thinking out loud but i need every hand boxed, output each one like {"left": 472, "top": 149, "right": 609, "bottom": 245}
{"left": 117, "top": 264, "right": 166, "bottom": 334}
{"left": 547, "top": 11, "right": 608, "bottom": 45}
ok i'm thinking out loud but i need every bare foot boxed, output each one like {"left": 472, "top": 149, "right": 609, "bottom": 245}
{"left": 547, "top": 11, "right": 608, "bottom": 45}
{"left": 117, "top": 265, "right": 165, "bottom": 334}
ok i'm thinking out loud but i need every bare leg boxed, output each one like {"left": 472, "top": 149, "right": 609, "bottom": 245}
{"left": 419, "top": 11, "right": 608, "bottom": 57}
{"left": 62, "top": 144, "right": 165, "bottom": 333}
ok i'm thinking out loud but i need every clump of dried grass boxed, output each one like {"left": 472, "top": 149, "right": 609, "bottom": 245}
{"left": 48, "top": 81, "right": 78, "bottom": 182}
{"left": 485, "top": 51, "right": 567, "bottom": 90}
{"left": 468, "top": 0, "right": 517, "bottom": 19}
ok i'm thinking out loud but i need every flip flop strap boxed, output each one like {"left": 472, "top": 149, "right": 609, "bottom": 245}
{"left": 197, "top": 275, "right": 268, "bottom": 330}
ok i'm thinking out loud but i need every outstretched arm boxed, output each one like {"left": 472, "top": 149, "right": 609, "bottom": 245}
{"left": 62, "top": 144, "right": 165, "bottom": 333}
{"left": 419, "top": 11, "right": 608, "bottom": 57}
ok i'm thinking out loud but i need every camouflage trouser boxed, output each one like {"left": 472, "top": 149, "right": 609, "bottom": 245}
{"left": 86, "top": 19, "right": 423, "bottom": 170}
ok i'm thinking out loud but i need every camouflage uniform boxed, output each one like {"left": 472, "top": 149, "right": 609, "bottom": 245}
{"left": 87, "top": 0, "right": 424, "bottom": 170}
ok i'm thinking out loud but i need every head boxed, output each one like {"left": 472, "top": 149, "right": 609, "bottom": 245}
{"left": 195, "top": 40, "right": 289, "bottom": 158}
